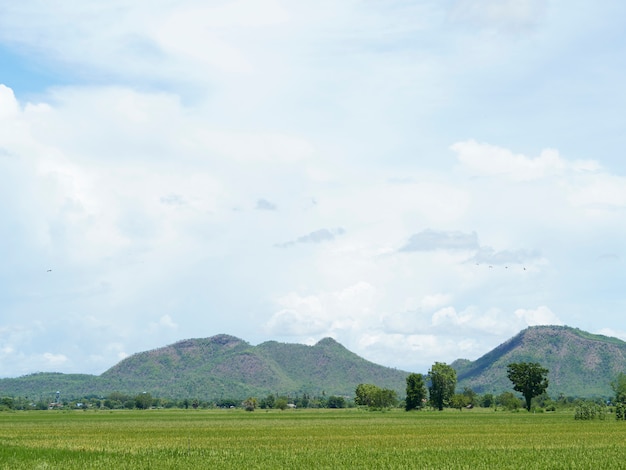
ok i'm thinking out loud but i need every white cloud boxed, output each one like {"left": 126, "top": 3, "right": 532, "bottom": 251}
{"left": 452, "top": 140, "right": 600, "bottom": 181}
{"left": 150, "top": 315, "right": 178, "bottom": 332}
{"left": 0, "top": 84, "right": 20, "bottom": 118}
{"left": 42, "top": 352, "right": 68, "bottom": 366}
{"left": 514, "top": 306, "right": 563, "bottom": 326}
{"left": 265, "top": 282, "right": 378, "bottom": 337}
{"left": 1, "top": 2, "right": 626, "bottom": 378}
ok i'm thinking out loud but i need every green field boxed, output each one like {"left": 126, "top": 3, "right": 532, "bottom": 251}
{"left": 1, "top": 408, "right": 625, "bottom": 469}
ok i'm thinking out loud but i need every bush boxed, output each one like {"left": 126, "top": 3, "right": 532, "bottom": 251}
{"left": 574, "top": 402, "right": 606, "bottom": 420}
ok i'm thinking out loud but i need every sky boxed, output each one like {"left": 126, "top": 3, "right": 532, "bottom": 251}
{"left": 1, "top": 0, "right": 626, "bottom": 378}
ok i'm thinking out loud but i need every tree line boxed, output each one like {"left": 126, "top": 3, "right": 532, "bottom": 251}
{"left": 400, "top": 361, "right": 549, "bottom": 412}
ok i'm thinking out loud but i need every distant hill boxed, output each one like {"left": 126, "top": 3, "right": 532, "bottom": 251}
{"left": 4, "top": 326, "right": 626, "bottom": 402}
{"left": 454, "top": 325, "right": 626, "bottom": 398}
{"left": 0, "top": 335, "right": 409, "bottom": 401}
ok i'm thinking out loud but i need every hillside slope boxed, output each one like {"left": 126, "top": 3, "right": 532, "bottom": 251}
{"left": 0, "top": 335, "right": 409, "bottom": 400}
{"left": 454, "top": 325, "right": 626, "bottom": 397}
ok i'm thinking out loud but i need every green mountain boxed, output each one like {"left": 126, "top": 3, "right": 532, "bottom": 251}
{"left": 453, "top": 325, "right": 626, "bottom": 398}
{"left": 4, "top": 326, "right": 626, "bottom": 402}
{"left": 0, "top": 335, "right": 409, "bottom": 401}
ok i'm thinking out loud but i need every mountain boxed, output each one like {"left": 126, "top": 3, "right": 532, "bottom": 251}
{"left": 0, "top": 335, "right": 410, "bottom": 401}
{"left": 4, "top": 326, "right": 626, "bottom": 402}
{"left": 453, "top": 325, "right": 626, "bottom": 398}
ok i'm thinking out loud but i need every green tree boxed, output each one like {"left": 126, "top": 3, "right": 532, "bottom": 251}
{"left": 243, "top": 397, "right": 258, "bottom": 412}
{"left": 355, "top": 383, "right": 378, "bottom": 407}
{"left": 611, "top": 372, "right": 626, "bottom": 404}
{"left": 355, "top": 384, "right": 397, "bottom": 410}
{"left": 462, "top": 387, "right": 477, "bottom": 407}
{"left": 450, "top": 393, "right": 470, "bottom": 410}
{"left": 134, "top": 392, "right": 153, "bottom": 410}
{"left": 405, "top": 373, "right": 427, "bottom": 411}
{"left": 506, "top": 362, "right": 549, "bottom": 411}
{"left": 327, "top": 395, "right": 346, "bottom": 408}
{"left": 497, "top": 391, "right": 522, "bottom": 411}
{"left": 480, "top": 393, "right": 494, "bottom": 408}
{"left": 428, "top": 362, "right": 457, "bottom": 411}
{"left": 275, "top": 397, "right": 289, "bottom": 410}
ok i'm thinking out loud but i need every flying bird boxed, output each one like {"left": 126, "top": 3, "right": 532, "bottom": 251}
{"left": 47, "top": 269, "right": 52, "bottom": 272}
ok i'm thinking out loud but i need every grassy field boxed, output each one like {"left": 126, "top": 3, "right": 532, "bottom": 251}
{"left": 1, "top": 408, "right": 625, "bottom": 469}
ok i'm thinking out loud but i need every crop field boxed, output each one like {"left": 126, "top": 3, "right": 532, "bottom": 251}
{"left": 1, "top": 408, "right": 626, "bottom": 469}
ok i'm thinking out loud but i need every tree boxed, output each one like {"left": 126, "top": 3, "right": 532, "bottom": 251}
{"left": 480, "top": 393, "right": 494, "bottom": 409}
{"left": 497, "top": 391, "right": 522, "bottom": 411}
{"left": 355, "top": 383, "right": 379, "bottom": 407}
{"left": 611, "top": 372, "right": 626, "bottom": 404}
{"left": 428, "top": 362, "right": 457, "bottom": 411}
{"left": 450, "top": 393, "right": 470, "bottom": 410}
{"left": 405, "top": 373, "right": 427, "bottom": 411}
{"left": 506, "top": 362, "right": 549, "bottom": 411}
{"left": 462, "top": 387, "right": 477, "bottom": 407}
{"left": 355, "top": 383, "right": 397, "bottom": 410}
{"left": 327, "top": 395, "right": 346, "bottom": 408}
{"left": 134, "top": 392, "right": 153, "bottom": 410}
{"left": 243, "top": 397, "right": 258, "bottom": 411}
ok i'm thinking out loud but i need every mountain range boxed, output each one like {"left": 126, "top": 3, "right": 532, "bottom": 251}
{"left": 1, "top": 325, "right": 625, "bottom": 401}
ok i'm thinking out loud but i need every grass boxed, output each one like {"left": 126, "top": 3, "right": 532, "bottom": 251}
{"left": 1, "top": 408, "right": 626, "bottom": 469}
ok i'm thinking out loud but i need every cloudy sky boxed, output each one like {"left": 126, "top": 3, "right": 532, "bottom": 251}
{"left": 1, "top": 0, "right": 626, "bottom": 378}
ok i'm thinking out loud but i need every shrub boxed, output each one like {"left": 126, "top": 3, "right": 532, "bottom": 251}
{"left": 574, "top": 402, "right": 606, "bottom": 420}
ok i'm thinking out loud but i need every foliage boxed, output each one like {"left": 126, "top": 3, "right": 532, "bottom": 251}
{"left": 0, "top": 335, "right": 408, "bottom": 401}
{"left": 497, "top": 392, "right": 522, "bottom": 411}
{"left": 405, "top": 373, "right": 427, "bottom": 411}
{"left": 615, "top": 403, "right": 626, "bottom": 420}
{"left": 507, "top": 362, "right": 549, "bottom": 411}
{"left": 456, "top": 325, "right": 626, "bottom": 398}
{"left": 480, "top": 393, "right": 494, "bottom": 408}
{"left": 574, "top": 401, "right": 607, "bottom": 420}
{"left": 355, "top": 383, "right": 397, "bottom": 410}
{"left": 274, "top": 397, "right": 289, "bottom": 410}
{"left": 450, "top": 393, "right": 470, "bottom": 410}
{"left": 134, "top": 392, "right": 153, "bottom": 410}
{"left": 243, "top": 397, "right": 258, "bottom": 412}
{"left": 326, "top": 395, "right": 346, "bottom": 408}
{"left": 462, "top": 387, "right": 477, "bottom": 406}
{"left": 610, "top": 372, "right": 626, "bottom": 404}
{"left": 428, "top": 362, "right": 457, "bottom": 411}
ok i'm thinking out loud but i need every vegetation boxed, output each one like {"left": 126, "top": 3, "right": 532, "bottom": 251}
{"left": 354, "top": 383, "right": 397, "bottom": 410}
{"left": 455, "top": 325, "right": 626, "bottom": 397}
{"left": 404, "top": 373, "right": 426, "bottom": 411}
{"left": 0, "top": 335, "right": 408, "bottom": 401}
{"left": 507, "top": 362, "right": 549, "bottom": 411}
{"left": 610, "top": 372, "right": 626, "bottom": 403}
{"left": 4, "top": 326, "right": 626, "bottom": 402}
{"left": 574, "top": 401, "right": 607, "bottom": 420}
{"left": 428, "top": 362, "right": 457, "bottom": 411}
{"left": 3, "top": 409, "right": 626, "bottom": 469}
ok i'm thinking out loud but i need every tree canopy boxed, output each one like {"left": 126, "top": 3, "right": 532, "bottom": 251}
{"left": 428, "top": 362, "right": 456, "bottom": 411}
{"left": 611, "top": 372, "right": 626, "bottom": 404}
{"left": 405, "top": 373, "right": 427, "bottom": 411}
{"left": 355, "top": 383, "right": 397, "bottom": 409}
{"left": 506, "top": 362, "right": 549, "bottom": 411}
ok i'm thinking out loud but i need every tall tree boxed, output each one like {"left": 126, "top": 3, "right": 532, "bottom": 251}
{"left": 506, "top": 362, "right": 549, "bottom": 411}
{"left": 428, "top": 362, "right": 457, "bottom": 411}
{"left": 611, "top": 372, "right": 626, "bottom": 404}
{"left": 405, "top": 373, "right": 427, "bottom": 411}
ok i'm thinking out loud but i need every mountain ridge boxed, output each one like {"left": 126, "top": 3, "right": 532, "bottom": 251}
{"left": 454, "top": 325, "right": 626, "bottom": 397}
{"left": 2, "top": 326, "right": 626, "bottom": 400}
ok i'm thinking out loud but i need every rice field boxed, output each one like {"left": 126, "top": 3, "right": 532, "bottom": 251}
{"left": 1, "top": 408, "right": 625, "bottom": 469}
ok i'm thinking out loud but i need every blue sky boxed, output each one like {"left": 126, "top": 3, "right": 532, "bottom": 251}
{"left": 1, "top": 0, "right": 626, "bottom": 378}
